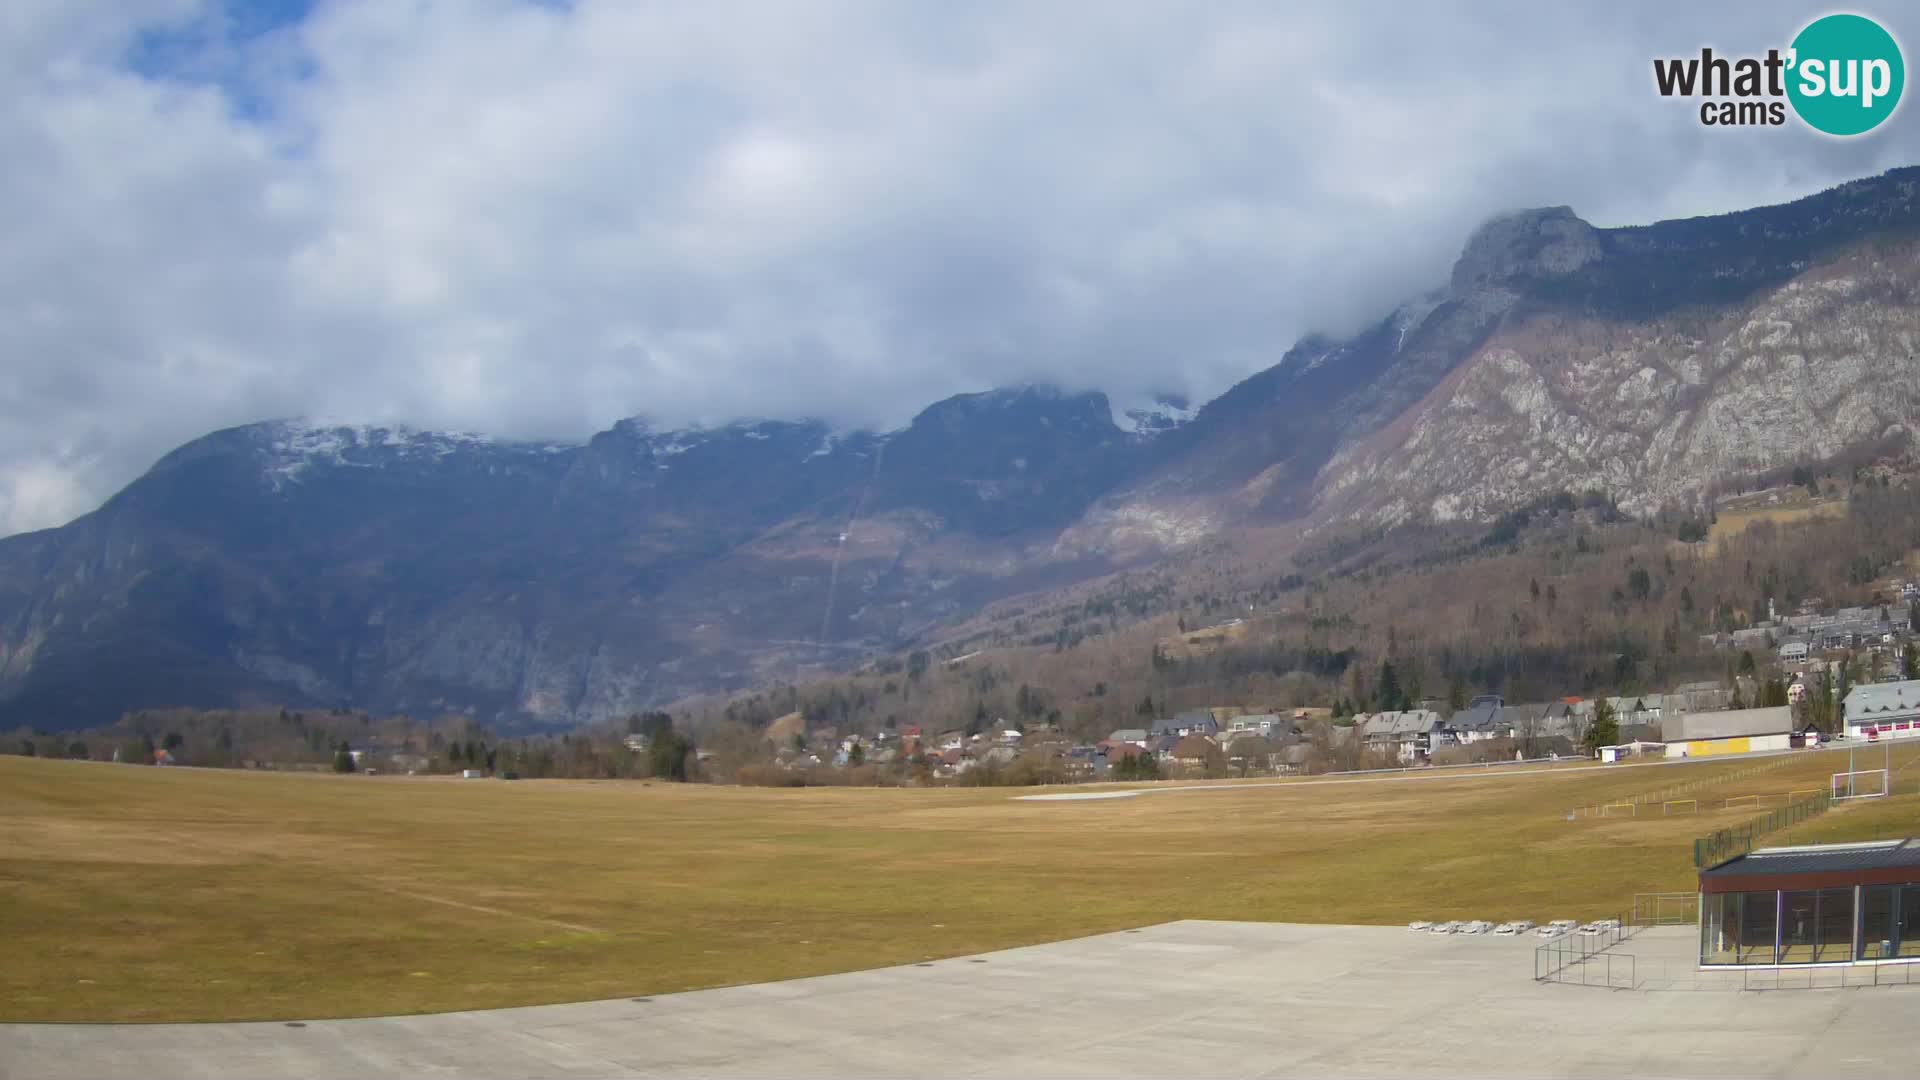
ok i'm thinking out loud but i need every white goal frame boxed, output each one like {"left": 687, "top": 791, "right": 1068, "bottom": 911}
{"left": 1663, "top": 799, "right": 1697, "bottom": 815}
{"left": 1832, "top": 769, "right": 1891, "bottom": 801}
{"left": 1599, "top": 802, "right": 1637, "bottom": 817}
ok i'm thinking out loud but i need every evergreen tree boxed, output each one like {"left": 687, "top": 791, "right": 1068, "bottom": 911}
{"left": 1583, "top": 698, "right": 1619, "bottom": 756}
{"left": 648, "top": 730, "right": 693, "bottom": 781}
{"left": 1376, "top": 661, "right": 1405, "bottom": 713}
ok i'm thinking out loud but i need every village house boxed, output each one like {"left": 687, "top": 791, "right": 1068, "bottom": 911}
{"left": 1356, "top": 709, "right": 1445, "bottom": 760}
{"left": 1147, "top": 734, "right": 1183, "bottom": 763}
{"left": 1170, "top": 734, "right": 1220, "bottom": 771}
{"left": 1225, "top": 713, "right": 1285, "bottom": 737}
{"left": 1150, "top": 710, "right": 1219, "bottom": 739}
{"left": 1843, "top": 679, "right": 1920, "bottom": 740}
{"left": 1446, "top": 702, "right": 1505, "bottom": 743}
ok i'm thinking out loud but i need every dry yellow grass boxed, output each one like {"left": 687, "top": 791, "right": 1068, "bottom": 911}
{"left": 1708, "top": 499, "right": 1847, "bottom": 545}
{"left": 2, "top": 747, "right": 1915, "bottom": 1022}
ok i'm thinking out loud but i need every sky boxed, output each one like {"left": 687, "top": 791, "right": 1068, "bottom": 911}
{"left": 2, "top": 0, "right": 1917, "bottom": 536}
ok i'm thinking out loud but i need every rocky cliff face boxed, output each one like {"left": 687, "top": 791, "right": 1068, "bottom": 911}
{"left": 1307, "top": 169, "right": 1920, "bottom": 526}
{"left": 1449, "top": 206, "right": 1602, "bottom": 291}
{"left": 1096, "top": 195, "right": 1626, "bottom": 528}
{"left": 6, "top": 169, "right": 1920, "bottom": 730}
{"left": 1319, "top": 240, "right": 1920, "bottom": 524}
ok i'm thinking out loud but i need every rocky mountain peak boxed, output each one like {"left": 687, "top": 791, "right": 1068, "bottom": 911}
{"left": 1449, "top": 205, "right": 1602, "bottom": 292}
{"left": 905, "top": 384, "right": 1118, "bottom": 435}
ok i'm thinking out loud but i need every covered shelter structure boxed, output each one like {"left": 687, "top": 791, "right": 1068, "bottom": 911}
{"left": 1699, "top": 840, "right": 1920, "bottom": 967}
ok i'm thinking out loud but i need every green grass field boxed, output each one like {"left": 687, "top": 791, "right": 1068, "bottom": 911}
{"left": 3, "top": 748, "right": 1917, "bottom": 1022}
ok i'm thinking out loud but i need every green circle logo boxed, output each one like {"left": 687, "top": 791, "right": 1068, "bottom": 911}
{"left": 1787, "top": 14, "right": 1904, "bottom": 136}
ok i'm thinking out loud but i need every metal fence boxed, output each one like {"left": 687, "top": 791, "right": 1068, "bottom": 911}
{"left": 1531, "top": 895, "right": 1920, "bottom": 992}
{"left": 1604, "top": 955, "right": 1920, "bottom": 991}
{"left": 1691, "top": 790, "right": 1832, "bottom": 868}
{"left": 1632, "top": 892, "right": 1698, "bottom": 926}
{"left": 1567, "top": 756, "right": 1795, "bottom": 818}
{"left": 1742, "top": 962, "right": 1920, "bottom": 990}
{"left": 1535, "top": 946, "right": 1636, "bottom": 988}
{"left": 1533, "top": 918, "right": 1632, "bottom": 985}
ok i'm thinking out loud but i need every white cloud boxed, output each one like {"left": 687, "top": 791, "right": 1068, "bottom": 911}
{"left": 2, "top": 0, "right": 1918, "bottom": 535}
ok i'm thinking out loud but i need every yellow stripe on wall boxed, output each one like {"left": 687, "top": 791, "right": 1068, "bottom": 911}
{"left": 1687, "top": 736, "right": 1751, "bottom": 757}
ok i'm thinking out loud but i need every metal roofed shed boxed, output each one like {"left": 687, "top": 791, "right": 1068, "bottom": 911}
{"left": 1662, "top": 705, "right": 1793, "bottom": 759}
{"left": 1698, "top": 840, "right": 1920, "bottom": 968}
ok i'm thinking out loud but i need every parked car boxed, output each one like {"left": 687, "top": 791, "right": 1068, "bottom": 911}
{"left": 1507, "top": 919, "right": 1536, "bottom": 933}
{"left": 1576, "top": 922, "right": 1607, "bottom": 937}
{"left": 1459, "top": 920, "right": 1493, "bottom": 935}
{"left": 1431, "top": 921, "right": 1459, "bottom": 934}
{"left": 1539, "top": 920, "right": 1576, "bottom": 937}
{"left": 1407, "top": 920, "right": 1434, "bottom": 932}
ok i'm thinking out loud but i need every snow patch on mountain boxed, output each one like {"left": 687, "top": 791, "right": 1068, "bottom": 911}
{"left": 1113, "top": 394, "right": 1196, "bottom": 435}
{"left": 260, "top": 419, "right": 575, "bottom": 487}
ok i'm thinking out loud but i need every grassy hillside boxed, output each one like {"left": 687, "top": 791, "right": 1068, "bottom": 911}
{"left": 5, "top": 748, "right": 1917, "bottom": 1022}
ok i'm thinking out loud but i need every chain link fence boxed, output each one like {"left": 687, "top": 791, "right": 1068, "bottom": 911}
{"left": 1692, "top": 790, "right": 1832, "bottom": 868}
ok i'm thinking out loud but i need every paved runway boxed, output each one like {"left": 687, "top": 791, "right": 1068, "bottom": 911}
{"left": 3, "top": 922, "right": 1915, "bottom": 1078}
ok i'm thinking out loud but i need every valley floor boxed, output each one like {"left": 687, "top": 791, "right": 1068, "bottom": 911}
{"left": 1, "top": 748, "right": 1916, "bottom": 1022}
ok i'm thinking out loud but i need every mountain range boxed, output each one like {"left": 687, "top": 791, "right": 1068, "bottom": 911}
{"left": 6, "top": 167, "right": 1920, "bottom": 731}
